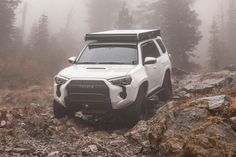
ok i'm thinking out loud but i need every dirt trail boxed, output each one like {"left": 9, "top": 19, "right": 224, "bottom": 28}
{"left": 0, "top": 87, "right": 157, "bottom": 156}
{"left": 0, "top": 70, "right": 236, "bottom": 157}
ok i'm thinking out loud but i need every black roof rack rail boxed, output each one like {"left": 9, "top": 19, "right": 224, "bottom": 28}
{"left": 85, "top": 29, "right": 161, "bottom": 42}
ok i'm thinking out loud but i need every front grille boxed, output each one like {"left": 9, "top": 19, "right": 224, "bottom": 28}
{"left": 65, "top": 80, "right": 111, "bottom": 111}
{"left": 69, "top": 80, "right": 107, "bottom": 86}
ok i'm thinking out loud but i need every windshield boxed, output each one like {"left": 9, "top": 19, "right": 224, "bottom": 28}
{"left": 77, "top": 45, "right": 138, "bottom": 65}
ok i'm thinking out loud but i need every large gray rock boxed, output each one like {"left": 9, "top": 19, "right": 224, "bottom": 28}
{"left": 177, "top": 71, "right": 234, "bottom": 94}
{"left": 183, "top": 77, "right": 233, "bottom": 94}
{"left": 147, "top": 106, "right": 209, "bottom": 156}
{"left": 27, "top": 85, "right": 41, "bottom": 92}
{"left": 0, "top": 120, "right": 7, "bottom": 128}
{"left": 184, "top": 122, "right": 236, "bottom": 157}
{"left": 125, "top": 120, "right": 149, "bottom": 147}
{"left": 183, "top": 82, "right": 214, "bottom": 94}
{"left": 224, "top": 64, "right": 236, "bottom": 72}
{"left": 231, "top": 117, "right": 236, "bottom": 124}
{"left": 130, "top": 99, "right": 236, "bottom": 157}
{"left": 192, "top": 95, "right": 232, "bottom": 111}
{"left": 172, "top": 67, "right": 189, "bottom": 76}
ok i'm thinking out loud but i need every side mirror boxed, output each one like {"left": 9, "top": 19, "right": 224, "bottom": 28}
{"left": 68, "top": 56, "right": 76, "bottom": 64}
{"left": 144, "top": 57, "right": 157, "bottom": 65}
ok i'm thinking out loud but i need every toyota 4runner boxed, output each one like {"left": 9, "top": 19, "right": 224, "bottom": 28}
{"left": 53, "top": 29, "right": 172, "bottom": 124}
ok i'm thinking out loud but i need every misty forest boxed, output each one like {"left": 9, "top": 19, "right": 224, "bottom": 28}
{"left": 0, "top": 0, "right": 236, "bottom": 156}
{"left": 0, "top": 0, "right": 235, "bottom": 84}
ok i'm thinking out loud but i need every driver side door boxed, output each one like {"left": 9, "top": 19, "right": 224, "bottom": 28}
{"left": 141, "top": 40, "right": 163, "bottom": 92}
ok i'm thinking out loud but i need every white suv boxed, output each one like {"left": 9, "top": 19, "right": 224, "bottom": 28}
{"left": 53, "top": 30, "right": 172, "bottom": 124}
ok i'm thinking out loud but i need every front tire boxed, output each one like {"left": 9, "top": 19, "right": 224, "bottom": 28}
{"left": 158, "top": 72, "right": 173, "bottom": 101}
{"left": 53, "top": 100, "right": 66, "bottom": 119}
{"left": 124, "top": 87, "right": 146, "bottom": 126}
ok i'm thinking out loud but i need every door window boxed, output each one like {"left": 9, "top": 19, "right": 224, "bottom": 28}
{"left": 156, "top": 39, "right": 167, "bottom": 53}
{"left": 141, "top": 41, "right": 161, "bottom": 63}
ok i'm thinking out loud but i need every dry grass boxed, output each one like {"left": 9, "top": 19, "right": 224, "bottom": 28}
{"left": 0, "top": 58, "right": 50, "bottom": 89}
{"left": 0, "top": 87, "right": 53, "bottom": 108}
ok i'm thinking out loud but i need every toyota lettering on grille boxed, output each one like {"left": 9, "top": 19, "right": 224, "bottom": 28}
{"left": 77, "top": 85, "right": 94, "bottom": 89}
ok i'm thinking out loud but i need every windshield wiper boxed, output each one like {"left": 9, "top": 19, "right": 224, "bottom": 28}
{"left": 98, "top": 62, "right": 129, "bottom": 64}
{"left": 77, "top": 62, "right": 99, "bottom": 64}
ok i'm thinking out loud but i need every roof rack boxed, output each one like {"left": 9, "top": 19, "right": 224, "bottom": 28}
{"left": 85, "top": 29, "right": 161, "bottom": 42}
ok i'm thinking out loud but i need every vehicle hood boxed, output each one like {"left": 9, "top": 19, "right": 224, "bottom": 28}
{"left": 58, "top": 64, "right": 136, "bottom": 79}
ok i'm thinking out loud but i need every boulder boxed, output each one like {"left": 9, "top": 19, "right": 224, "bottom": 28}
{"left": 130, "top": 99, "right": 236, "bottom": 156}
{"left": 109, "top": 140, "right": 122, "bottom": 147}
{"left": 173, "top": 70, "right": 236, "bottom": 95}
{"left": 192, "top": 95, "right": 232, "bottom": 111}
{"left": 182, "top": 74, "right": 233, "bottom": 94}
{"left": 88, "top": 145, "right": 98, "bottom": 153}
{"left": 125, "top": 120, "right": 149, "bottom": 147}
{"left": 230, "top": 117, "right": 236, "bottom": 123}
{"left": 172, "top": 67, "right": 189, "bottom": 76}
{"left": 6, "top": 147, "right": 35, "bottom": 154}
{"left": 224, "top": 64, "right": 236, "bottom": 72}
{"left": 183, "top": 122, "right": 236, "bottom": 157}
{"left": 172, "top": 91, "right": 191, "bottom": 100}
{"left": 183, "top": 83, "right": 214, "bottom": 94}
{"left": 0, "top": 120, "right": 7, "bottom": 128}
{"left": 48, "top": 151, "right": 59, "bottom": 156}
{"left": 27, "top": 85, "right": 41, "bottom": 92}
{"left": 147, "top": 107, "right": 209, "bottom": 154}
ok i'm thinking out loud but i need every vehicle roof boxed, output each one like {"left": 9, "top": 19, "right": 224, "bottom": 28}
{"left": 85, "top": 29, "right": 161, "bottom": 42}
{"left": 90, "top": 30, "right": 158, "bottom": 35}
{"left": 88, "top": 42, "right": 137, "bottom": 46}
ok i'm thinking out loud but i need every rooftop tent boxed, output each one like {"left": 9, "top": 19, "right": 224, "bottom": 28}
{"left": 85, "top": 29, "right": 161, "bottom": 42}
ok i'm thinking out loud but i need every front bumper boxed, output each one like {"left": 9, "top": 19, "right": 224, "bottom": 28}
{"left": 54, "top": 78, "right": 139, "bottom": 111}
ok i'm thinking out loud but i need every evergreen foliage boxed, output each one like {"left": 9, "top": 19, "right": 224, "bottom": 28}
{"left": 146, "top": 0, "right": 202, "bottom": 71}
{"left": 117, "top": 3, "right": 133, "bottom": 29}
{"left": 0, "top": 0, "right": 21, "bottom": 58}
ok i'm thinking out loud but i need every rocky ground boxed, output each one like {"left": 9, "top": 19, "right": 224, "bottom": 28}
{"left": 0, "top": 67, "right": 236, "bottom": 157}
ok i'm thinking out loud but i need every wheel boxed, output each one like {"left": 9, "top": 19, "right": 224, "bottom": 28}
{"left": 158, "top": 72, "right": 173, "bottom": 101}
{"left": 66, "top": 108, "right": 77, "bottom": 118}
{"left": 124, "top": 87, "right": 147, "bottom": 127}
{"left": 53, "top": 100, "right": 66, "bottom": 119}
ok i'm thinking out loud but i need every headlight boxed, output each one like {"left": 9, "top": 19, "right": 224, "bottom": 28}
{"left": 109, "top": 76, "right": 132, "bottom": 86}
{"left": 54, "top": 75, "right": 69, "bottom": 85}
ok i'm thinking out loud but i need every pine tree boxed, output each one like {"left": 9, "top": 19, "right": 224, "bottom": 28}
{"left": 12, "top": 27, "right": 24, "bottom": 54}
{"left": 146, "top": 0, "right": 202, "bottom": 71}
{"left": 37, "top": 14, "right": 49, "bottom": 51}
{"left": 117, "top": 3, "right": 133, "bottom": 29}
{"left": 226, "top": 0, "right": 236, "bottom": 63}
{"left": 28, "top": 24, "right": 39, "bottom": 51}
{"left": 28, "top": 14, "right": 49, "bottom": 64}
{"left": 87, "top": 0, "right": 122, "bottom": 32}
{"left": 208, "top": 18, "right": 221, "bottom": 71}
{"left": 0, "top": 0, "right": 21, "bottom": 58}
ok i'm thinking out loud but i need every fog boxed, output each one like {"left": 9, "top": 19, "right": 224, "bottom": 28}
{"left": 16, "top": 0, "right": 87, "bottom": 38}
{"left": 2, "top": 1, "right": 236, "bottom": 155}
{"left": 15, "top": 0, "right": 222, "bottom": 65}
{"left": 194, "top": 0, "right": 221, "bottom": 64}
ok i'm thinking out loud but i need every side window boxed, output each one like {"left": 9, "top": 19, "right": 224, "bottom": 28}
{"left": 141, "top": 41, "right": 161, "bottom": 62}
{"left": 156, "top": 39, "right": 167, "bottom": 53}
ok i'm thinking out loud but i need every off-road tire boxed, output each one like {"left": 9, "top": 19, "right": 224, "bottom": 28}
{"left": 158, "top": 72, "right": 173, "bottom": 101}
{"left": 124, "top": 87, "right": 146, "bottom": 127}
{"left": 53, "top": 100, "right": 66, "bottom": 119}
{"left": 66, "top": 109, "right": 77, "bottom": 118}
